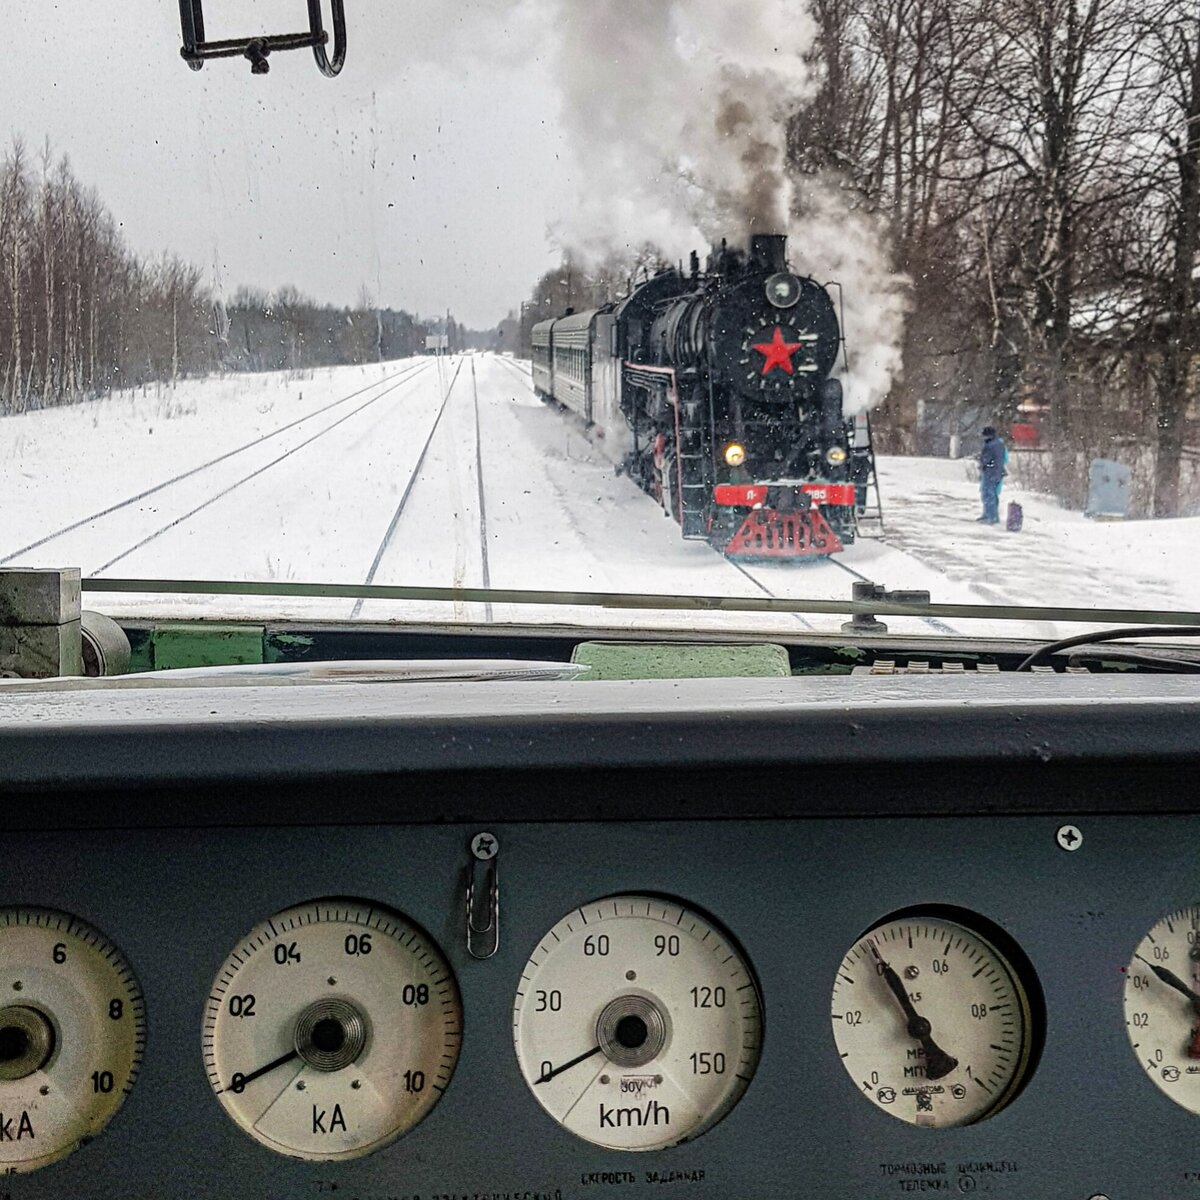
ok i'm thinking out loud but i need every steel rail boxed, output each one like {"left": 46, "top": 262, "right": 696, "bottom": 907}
{"left": 90, "top": 364, "right": 433, "bottom": 577}
{"left": 349, "top": 358, "right": 466, "bottom": 619}
{"left": 77, "top": 578, "right": 1200, "bottom": 628}
{"left": 1, "top": 361, "right": 428, "bottom": 567}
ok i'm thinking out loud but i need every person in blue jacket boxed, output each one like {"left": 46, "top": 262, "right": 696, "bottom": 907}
{"left": 978, "top": 426, "right": 1008, "bottom": 524}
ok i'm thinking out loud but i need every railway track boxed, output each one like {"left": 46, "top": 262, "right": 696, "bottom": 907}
{"left": 728, "top": 555, "right": 959, "bottom": 636}
{"left": 3, "top": 360, "right": 431, "bottom": 572}
{"left": 500, "top": 354, "right": 955, "bottom": 633}
{"left": 470, "top": 358, "right": 494, "bottom": 622}
{"left": 350, "top": 357, "right": 487, "bottom": 620}
{"left": 89, "top": 361, "right": 434, "bottom": 577}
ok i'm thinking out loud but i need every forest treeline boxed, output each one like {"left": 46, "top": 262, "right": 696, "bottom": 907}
{"left": 797, "top": 0, "right": 1199, "bottom": 516}
{"left": 521, "top": 2, "right": 1199, "bottom": 516}
{"left": 0, "top": 142, "right": 432, "bottom": 420}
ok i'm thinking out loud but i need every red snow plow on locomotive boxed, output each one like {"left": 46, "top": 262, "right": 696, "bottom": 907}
{"left": 532, "top": 234, "right": 875, "bottom": 558}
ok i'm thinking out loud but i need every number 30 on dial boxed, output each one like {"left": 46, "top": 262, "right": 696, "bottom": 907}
{"left": 512, "top": 895, "right": 763, "bottom": 1151}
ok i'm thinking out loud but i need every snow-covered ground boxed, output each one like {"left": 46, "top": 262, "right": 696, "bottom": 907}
{"left": 877, "top": 456, "right": 1200, "bottom": 619}
{"left": 2, "top": 354, "right": 1195, "bottom": 640}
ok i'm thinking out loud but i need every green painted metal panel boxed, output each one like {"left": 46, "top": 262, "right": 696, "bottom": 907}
{"left": 124, "top": 627, "right": 155, "bottom": 673}
{"left": 265, "top": 631, "right": 317, "bottom": 664}
{"left": 571, "top": 641, "right": 790, "bottom": 681}
{"left": 152, "top": 624, "right": 265, "bottom": 670}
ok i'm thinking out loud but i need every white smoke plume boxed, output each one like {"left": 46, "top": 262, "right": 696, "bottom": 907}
{"left": 542, "top": 0, "right": 909, "bottom": 410}
{"left": 789, "top": 180, "right": 911, "bottom": 415}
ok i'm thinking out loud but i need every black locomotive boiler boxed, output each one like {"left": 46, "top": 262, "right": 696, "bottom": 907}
{"left": 532, "top": 234, "right": 873, "bottom": 558}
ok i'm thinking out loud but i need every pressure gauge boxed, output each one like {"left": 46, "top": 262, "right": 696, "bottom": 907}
{"left": 512, "top": 895, "right": 762, "bottom": 1151}
{"left": 1123, "top": 904, "right": 1200, "bottom": 1113}
{"left": 0, "top": 907, "right": 145, "bottom": 1174}
{"left": 202, "top": 900, "right": 461, "bottom": 1161}
{"left": 831, "top": 911, "right": 1037, "bottom": 1128}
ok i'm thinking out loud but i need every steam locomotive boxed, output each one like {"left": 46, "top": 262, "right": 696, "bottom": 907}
{"left": 531, "top": 234, "right": 873, "bottom": 558}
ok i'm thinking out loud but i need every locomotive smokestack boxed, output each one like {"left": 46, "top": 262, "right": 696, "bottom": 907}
{"left": 749, "top": 234, "right": 788, "bottom": 273}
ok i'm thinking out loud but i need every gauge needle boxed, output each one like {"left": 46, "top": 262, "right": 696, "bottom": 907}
{"left": 536, "top": 1045, "right": 602, "bottom": 1084}
{"left": 868, "top": 941, "right": 959, "bottom": 1081}
{"left": 1136, "top": 954, "right": 1200, "bottom": 1011}
{"left": 1135, "top": 954, "right": 1200, "bottom": 1058}
{"left": 228, "top": 1049, "right": 300, "bottom": 1093}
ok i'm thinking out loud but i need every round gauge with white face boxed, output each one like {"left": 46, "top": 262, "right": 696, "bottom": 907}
{"left": 202, "top": 900, "right": 461, "bottom": 1162}
{"left": 1123, "top": 904, "right": 1200, "bottom": 1112}
{"left": 831, "top": 912, "right": 1036, "bottom": 1128}
{"left": 0, "top": 907, "right": 145, "bottom": 1174}
{"left": 512, "top": 895, "right": 762, "bottom": 1151}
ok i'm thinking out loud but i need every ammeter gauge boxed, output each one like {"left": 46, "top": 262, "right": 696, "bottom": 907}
{"left": 1123, "top": 904, "right": 1200, "bottom": 1114}
{"left": 0, "top": 907, "right": 145, "bottom": 1174}
{"left": 830, "top": 911, "right": 1037, "bottom": 1128}
{"left": 512, "top": 895, "right": 762, "bottom": 1151}
{"left": 202, "top": 900, "right": 461, "bottom": 1161}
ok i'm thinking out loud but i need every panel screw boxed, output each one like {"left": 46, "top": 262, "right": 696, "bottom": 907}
{"left": 471, "top": 832, "right": 499, "bottom": 861}
{"left": 1056, "top": 824, "right": 1083, "bottom": 852}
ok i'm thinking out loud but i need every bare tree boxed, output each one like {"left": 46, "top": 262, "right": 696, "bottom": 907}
{"left": 1132, "top": 8, "right": 1200, "bottom": 514}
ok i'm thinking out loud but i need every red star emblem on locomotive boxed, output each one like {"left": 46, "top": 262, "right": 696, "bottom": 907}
{"left": 753, "top": 326, "right": 803, "bottom": 376}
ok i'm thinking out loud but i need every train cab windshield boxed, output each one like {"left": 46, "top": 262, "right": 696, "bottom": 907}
{"left": 7, "top": 8, "right": 1200, "bottom": 1200}
{"left": 0, "top": 1, "right": 1195, "bottom": 649}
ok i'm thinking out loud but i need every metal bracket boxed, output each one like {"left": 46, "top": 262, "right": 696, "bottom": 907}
{"left": 179, "top": 0, "right": 346, "bottom": 76}
{"left": 842, "top": 580, "right": 932, "bottom": 636}
{"left": 465, "top": 833, "right": 500, "bottom": 960}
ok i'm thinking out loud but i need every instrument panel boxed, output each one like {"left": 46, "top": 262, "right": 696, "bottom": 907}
{"left": 3, "top": 812, "right": 1200, "bottom": 1198}
{"left": 5, "top": 670, "right": 1200, "bottom": 1198}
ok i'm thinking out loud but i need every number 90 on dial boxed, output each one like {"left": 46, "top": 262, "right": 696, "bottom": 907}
{"left": 512, "top": 895, "right": 763, "bottom": 1151}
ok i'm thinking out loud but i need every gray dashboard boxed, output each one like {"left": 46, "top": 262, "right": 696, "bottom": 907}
{"left": 3, "top": 674, "right": 1200, "bottom": 1199}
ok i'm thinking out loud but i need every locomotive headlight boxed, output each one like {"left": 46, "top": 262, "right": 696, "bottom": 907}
{"left": 766, "top": 272, "right": 802, "bottom": 309}
{"left": 724, "top": 443, "right": 747, "bottom": 467}
{"left": 826, "top": 446, "right": 848, "bottom": 466}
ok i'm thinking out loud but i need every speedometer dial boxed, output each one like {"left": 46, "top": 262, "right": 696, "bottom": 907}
{"left": 1124, "top": 905, "right": 1200, "bottom": 1113}
{"left": 831, "top": 912, "right": 1036, "bottom": 1127}
{"left": 202, "top": 899, "right": 461, "bottom": 1161}
{"left": 512, "top": 895, "right": 762, "bottom": 1151}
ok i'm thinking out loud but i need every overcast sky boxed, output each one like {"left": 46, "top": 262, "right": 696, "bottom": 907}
{"left": 3, "top": 2, "right": 571, "bottom": 328}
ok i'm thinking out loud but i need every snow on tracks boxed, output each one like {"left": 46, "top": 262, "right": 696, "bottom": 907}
{"left": 2, "top": 360, "right": 431, "bottom": 576}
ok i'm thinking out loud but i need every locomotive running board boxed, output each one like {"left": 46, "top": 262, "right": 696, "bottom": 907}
{"left": 719, "top": 508, "right": 845, "bottom": 559}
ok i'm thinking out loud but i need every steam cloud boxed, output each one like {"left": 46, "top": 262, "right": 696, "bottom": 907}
{"left": 542, "top": 0, "right": 908, "bottom": 410}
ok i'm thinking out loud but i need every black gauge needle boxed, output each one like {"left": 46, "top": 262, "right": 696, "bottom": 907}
{"left": 1135, "top": 954, "right": 1200, "bottom": 1058}
{"left": 868, "top": 941, "right": 959, "bottom": 1081}
{"left": 228, "top": 1049, "right": 300, "bottom": 1094}
{"left": 1136, "top": 954, "right": 1200, "bottom": 1011}
{"left": 535, "top": 1045, "right": 602, "bottom": 1085}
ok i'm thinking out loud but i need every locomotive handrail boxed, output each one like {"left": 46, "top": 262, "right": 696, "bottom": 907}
{"left": 624, "top": 363, "right": 685, "bottom": 520}
{"left": 80, "top": 577, "right": 1200, "bottom": 630}
{"left": 178, "top": 0, "right": 346, "bottom": 76}
{"left": 823, "top": 280, "right": 851, "bottom": 374}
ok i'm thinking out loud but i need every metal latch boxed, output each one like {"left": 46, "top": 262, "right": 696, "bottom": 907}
{"left": 466, "top": 832, "right": 499, "bottom": 960}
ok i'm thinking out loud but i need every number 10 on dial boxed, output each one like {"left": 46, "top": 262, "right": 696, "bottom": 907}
{"left": 202, "top": 900, "right": 461, "bottom": 1161}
